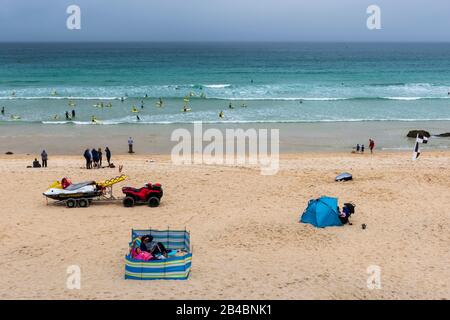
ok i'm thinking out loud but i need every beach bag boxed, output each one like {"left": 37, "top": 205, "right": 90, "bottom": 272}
{"left": 131, "top": 248, "right": 153, "bottom": 261}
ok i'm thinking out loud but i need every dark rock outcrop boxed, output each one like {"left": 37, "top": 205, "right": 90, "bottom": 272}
{"left": 435, "top": 132, "right": 450, "bottom": 137}
{"left": 407, "top": 130, "right": 430, "bottom": 138}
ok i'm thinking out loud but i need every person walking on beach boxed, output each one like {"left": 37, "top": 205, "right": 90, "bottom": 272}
{"left": 361, "top": 144, "right": 365, "bottom": 153}
{"left": 369, "top": 139, "right": 375, "bottom": 154}
{"left": 98, "top": 148, "right": 103, "bottom": 168}
{"left": 84, "top": 149, "right": 92, "bottom": 169}
{"left": 105, "top": 147, "right": 111, "bottom": 166}
{"left": 128, "top": 137, "right": 134, "bottom": 153}
{"left": 41, "top": 150, "right": 48, "bottom": 168}
{"left": 356, "top": 144, "right": 360, "bottom": 153}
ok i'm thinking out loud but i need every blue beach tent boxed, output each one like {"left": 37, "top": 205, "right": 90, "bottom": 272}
{"left": 125, "top": 229, "right": 192, "bottom": 280}
{"left": 300, "top": 196, "right": 343, "bottom": 228}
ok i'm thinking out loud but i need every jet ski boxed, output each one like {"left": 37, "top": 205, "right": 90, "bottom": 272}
{"left": 43, "top": 178, "right": 103, "bottom": 201}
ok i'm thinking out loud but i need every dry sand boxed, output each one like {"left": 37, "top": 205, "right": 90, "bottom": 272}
{"left": 0, "top": 151, "right": 449, "bottom": 300}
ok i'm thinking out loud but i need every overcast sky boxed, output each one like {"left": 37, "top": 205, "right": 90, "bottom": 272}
{"left": 0, "top": 0, "right": 449, "bottom": 42}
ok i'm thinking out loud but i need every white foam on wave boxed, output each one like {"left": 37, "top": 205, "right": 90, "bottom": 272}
{"left": 384, "top": 97, "right": 422, "bottom": 101}
{"left": 222, "top": 97, "right": 349, "bottom": 101}
{"left": 202, "top": 84, "right": 232, "bottom": 89}
{"left": 0, "top": 96, "right": 124, "bottom": 100}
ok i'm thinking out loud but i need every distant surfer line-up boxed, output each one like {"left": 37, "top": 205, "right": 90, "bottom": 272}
{"left": 1, "top": 89, "right": 253, "bottom": 122}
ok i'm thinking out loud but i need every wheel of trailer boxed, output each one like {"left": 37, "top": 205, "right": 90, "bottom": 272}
{"left": 78, "top": 198, "right": 89, "bottom": 208}
{"left": 148, "top": 197, "right": 160, "bottom": 207}
{"left": 66, "top": 199, "right": 77, "bottom": 208}
{"left": 123, "top": 196, "right": 135, "bottom": 208}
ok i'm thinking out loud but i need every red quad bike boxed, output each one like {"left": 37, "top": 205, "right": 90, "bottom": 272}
{"left": 122, "top": 183, "right": 163, "bottom": 208}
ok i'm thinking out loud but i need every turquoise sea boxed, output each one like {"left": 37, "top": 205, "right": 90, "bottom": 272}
{"left": 1, "top": 42, "right": 450, "bottom": 125}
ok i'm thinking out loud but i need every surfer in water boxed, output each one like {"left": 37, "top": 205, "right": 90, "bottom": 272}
{"left": 136, "top": 115, "right": 141, "bottom": 121}
{"left": 159, "top": 98, "right": 163, "bottom": 107}
{"left": 71, "top": 109, "right": 76, "bottom": 118}
{"left": 228, "top": 102, "right": 234, "bottom": 109}
{"left": 120, "top": 97, "right": 125, "bottom": 102}
{"left": 141, "top": 100, "right": 144, "bottom": 109}
{"left": 91, "top": 115, "right": 97, "bottom": 123}
{"left": 219, "top": 111, "right": 224, "bottom": 118}
{"left": 65, "top": 111, "right": 70, "bottom": 120}
{"left": 1, "top": 107, "right": 5, "bottom": 115}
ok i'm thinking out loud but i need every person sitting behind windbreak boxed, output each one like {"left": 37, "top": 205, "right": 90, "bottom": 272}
{"left": 141, "top": 235, "right": 169, "bottom": 258}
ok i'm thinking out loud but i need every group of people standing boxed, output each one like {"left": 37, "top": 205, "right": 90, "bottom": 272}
{"left": 354, "top": 139, "right": 375, "bottom": 154}
{"left": 83, "top": 147, "right": 111, "bottom": 169}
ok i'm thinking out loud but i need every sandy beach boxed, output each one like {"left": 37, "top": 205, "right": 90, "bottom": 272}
{"left": 0, "top": 151, "right": 448, "bottom": 300}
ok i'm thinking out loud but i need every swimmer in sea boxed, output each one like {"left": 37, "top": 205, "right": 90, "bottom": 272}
{"left": 228, "top": 102, "right": 234, "bottom": 109}
{"left": 1, "top": 107, "right": 5, "bottom": 115}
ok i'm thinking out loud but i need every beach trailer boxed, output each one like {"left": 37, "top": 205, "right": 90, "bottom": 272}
{"left": 125, "top": 229, "right": 192, "bottom": 280}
